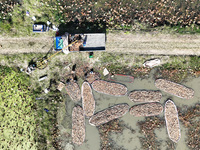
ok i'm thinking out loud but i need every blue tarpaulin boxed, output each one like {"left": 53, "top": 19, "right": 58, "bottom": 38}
{"left": 55, "top": 36, "right": 63, "bottom": 50}
{"left": 44, "top": 108, "right": 49, "bottom": 112}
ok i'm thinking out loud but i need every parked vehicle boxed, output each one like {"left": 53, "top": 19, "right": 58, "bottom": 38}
{"left": 33, "top": 24, "right": 49, "bottom": 32}
{"left": 54, "top": 32, "right": 106, "bottom": 53}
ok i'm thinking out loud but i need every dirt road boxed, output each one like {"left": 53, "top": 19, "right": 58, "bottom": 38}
{"left": 0, "top": 32, "right": 200, "bottom": 55}
{"left": 0, "top": 36, "right": 53, "bottom": 54}
{"left": 107, "top": 32, "right": 200, "bottom": 55}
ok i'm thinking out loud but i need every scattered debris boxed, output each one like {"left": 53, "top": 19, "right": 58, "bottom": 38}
{"left": 52, "top": 25, "right": 58, "bottom": 31}
{"left": 25, "top": 63, "right": 36, "bottom": 74}
{"left": 39, "top": 75, "right": 48, "bottom": 81}
{"left": 129, "top": 102, "right": 163, "bottom": 117}
{"left": 57, "top": 82, "right": 65, "bottom": 91}
{"left": 75, "top": 64, "right": 90, "bottom": 78}
{"left": 89, "top": 103, "right": 129, "bottom": 126}
{"left": 32, "top": 16, "right": 36, "bottom": 21}
{"left": 47, "top": 20, "right": 51, "bottom": 25}
{"left": 20, "top": 68, "right": 24, "bottom": 72}
{"left": 165, "top": 100, "right": 181, "bottom": 143}
{"left": 66, "top": 80, "right": 81, "bottom": 102}
{"left": 44, "top": 108, "right": 49, "bottom": 112}
{"left": 103, "top": 68, "right": 109, "bottom": 76}
{"left": 85, "top": 70, "right": 100, "bottom": 84}
{"left": 128, "top": 90, "right": 162, "bottom": 103}
{"left": 81, "top": 82, "right": 95, "bottom": 117}
{"left": 44, "top": 88, "right": 50, "bottom": 94}
{"left": 72, "top": 105, "right": 85, "bottom": 145}
{"left": 35, "top": 97, "right": 44, "bottom": 100}
{"left": 143, "top": 59, "right": 161, "bottom": 68}
{"left": 92, "top": 80, "right": 127, "bottom": 96}
{"left": 26, "top": 10, "right": 30, "bottom": 16}
{"left": 155, "top": 79, "right": 194, "bottom": 99}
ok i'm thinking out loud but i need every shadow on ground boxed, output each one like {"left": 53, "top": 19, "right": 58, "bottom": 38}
{"left": 58, "top": 20, "right": 106, "bottom": 35}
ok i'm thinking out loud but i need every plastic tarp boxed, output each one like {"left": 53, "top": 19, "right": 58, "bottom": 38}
{"left": 55, "top": 36, "right": 63, "bottom": 50}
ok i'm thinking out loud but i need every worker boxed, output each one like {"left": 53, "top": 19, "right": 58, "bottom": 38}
{"left": 66, "top": 79, "right": 71, "bottom": 84}
{"left": 90, "top": 68, "right": 94, "bottom": 74}
{"left": 74, "top": 76, "right": 78, "bottom": 82}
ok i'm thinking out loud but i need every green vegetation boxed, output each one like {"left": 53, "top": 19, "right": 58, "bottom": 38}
{"left": 1, "top": 52, "right": 200, "bottom": 80}
{"left": 160, "top": 56, "right": 200, "bottom": 71}
{"left": 0, "top": 66, "right": 61, "bottom": 149}
{"left": 0, "top": 66, "right": 38, "bottom": 149}
{"left": 0, "top": 0, "right": 57, "bottom": 36}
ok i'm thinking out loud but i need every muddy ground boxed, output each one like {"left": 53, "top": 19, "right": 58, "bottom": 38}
{"left": 56, "top": 66, "right": 200, "bottom": 150}
{"left": 1, "top": 32, "right": 200, "bottom": 55}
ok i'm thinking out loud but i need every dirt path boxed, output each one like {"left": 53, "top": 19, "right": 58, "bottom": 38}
{"left": 0, "top": 33, "right": 200, "bottom": 55}
{"left": 0, "top": 36, "right": 53, "bottom": 54}
{"left": 106, "top": 32, "right": 200, "bottom": 55}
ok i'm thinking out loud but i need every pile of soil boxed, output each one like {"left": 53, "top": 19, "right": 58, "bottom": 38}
{"left": 89, "top": 103, "right": 129, "bottom": 126}
{"left": 129, "top": 102, "right": 163, "bottom": 117}
{"left": 165, "top": 100, "right": 181, "bottom": 143}
{"left": 81, "top": 82, "right": 95, "bottom": 117}
{"left": 155, "top": 79, "right": 194, "bottom": 99}
{"left": 128, "top": 90, "right": 162, "bottom": 103}
{"left": 92, "top": 80, "right": 127, "bottom": 96}
{"left": 72, "top": 105, "right": 85, "bottom": 145}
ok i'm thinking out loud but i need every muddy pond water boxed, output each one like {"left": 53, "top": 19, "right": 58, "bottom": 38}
{"left": 59, "top": 69, "right": 200, "bottom": 150}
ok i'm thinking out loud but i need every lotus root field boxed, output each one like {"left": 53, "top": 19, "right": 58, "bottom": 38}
{"left": 55, "top": 0, "right": 200, "bottom": 28}
{"left": 1, "top": 0, "right": 200, "bottom": 32}
{"left": 58, "top": 68, "right": 200, "bottom": 150}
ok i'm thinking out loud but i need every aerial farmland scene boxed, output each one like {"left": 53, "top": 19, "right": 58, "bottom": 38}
{"left": 0, "top": 0, "right": 200, "bottom": 150}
